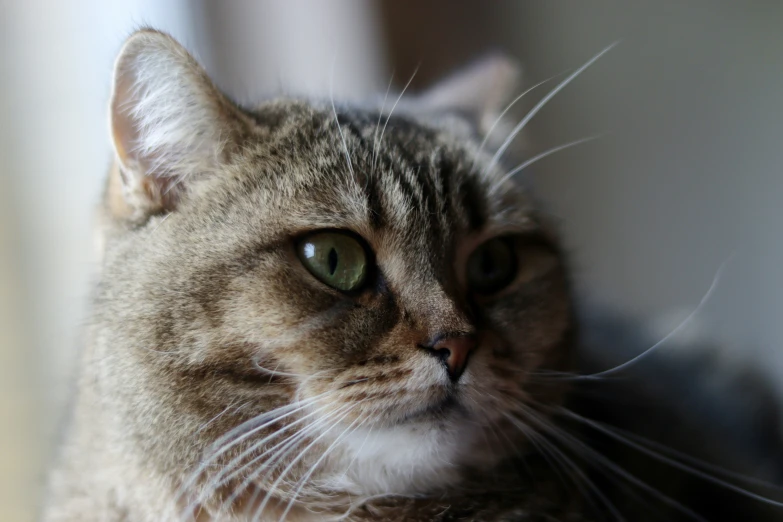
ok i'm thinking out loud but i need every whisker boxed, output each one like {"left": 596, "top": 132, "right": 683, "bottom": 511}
{"left": 484, "top": 41, "right": 619, "bottom": 177}
{"left": 212, "top": 403, "right": 354, "bottom": 520}
{"left": 251, "top": 360, "right": 324, "bottom": 380}
{"left": 178, "top": 402, "right": 305, "bottom": 513}
{"left": 504, "top": 411, "right": 625, "bottom": 521}
{"left": 252, "top": 404, "right": 361, "bottom": 521}
{"left": 209, "top": 392, "right": 330, "bottom": 458}
{"left": 149, "top": 212, "right": 173, "bottom": 236}
{"left": 532, "top": 253, "right": 733, "bottom": 383}
{"left": 603, "top": 420, "right": 783, "bottom": 492}
{"left": 490, "top": 135, "right": 603, "bottom": 194}
{"left": 337, "top": 377, "right": 369, "bottom": 389}
{"left": 517, "top": 402, "right": 709, "bottom": 522}
{"left": 479, "top": 417, "right": 508, "bottom": 472}
{"left": 371, "top": 70, "right": 395, "bottom": 178}
{"left": 372, "top": 64, "right": 420, "bottom": 175}
{"left": 472, "top": 392, "right": 533, "bottom": 481}
{"left": 512, "top": 418, "right": 575, "bottom": 495}
{"left": 471, "top": 70, "right": 569, "bottom": 172}
{"left": 214, "top": 400, "right": 366, "bottom": 514}
{"left": 216, "top": 428, "right": 311, "bottom": 519}
{"left": 330, "top": 57, "right": 355, "bottom": 178}
{"left": 197, "top": 400, "right": 246, "bottom": 434}
{"left": 521, "top": 412, "right": 672, "bottom": 520}
{"left": 206, "top": 400, "right": 340, "bottom": 497}
{"left": 176, "top": 392, "right": 333, "bottom": 517}
{"left": 277, "top": 414, "right": 370, "bottom": 522}
{"left": 582, "top": 253, "right": 732, "bottom": 380}
{"left": 558, "top": 408, "right": 783, "bottom": 507}
{"left": 333, "top": 420, "right": 375, "bottom": 486}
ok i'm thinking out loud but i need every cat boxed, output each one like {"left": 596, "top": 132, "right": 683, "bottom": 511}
{"left": 43, "top": 29, "right": 783, "bottom": 521}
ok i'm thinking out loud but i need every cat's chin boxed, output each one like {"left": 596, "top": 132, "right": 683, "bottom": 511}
{"left": 321, "top": 410, "right": 497, "bottom": 497}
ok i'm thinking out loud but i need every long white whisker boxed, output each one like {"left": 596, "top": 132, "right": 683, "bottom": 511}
{"left": 504, "top": 412, "right": 625, "bottom": 521}
{"left": 176, "top": 391, "right": 333, "bottom": 516}
{"left": 197, "top": 403, "right": 236, "bottom": 435}
{"left": 215, "top": 427, "right": 315, "bottom": 520}
{"left": 523, "top": 412, "right": 669, "bottom": 517}
{"left": 277, "top": 414, "right": 370, "bottom": 522}
{"left": 251, "top": 360, "right": 319, "bottom": 380}
{"left": 490, "top": 135, "right": 603, "bottom": 194}
{"left": 253, "top": 404, "right": 361, "bottom": 521}
{"left": 207, "top": 397, "right": 322, "bottom": 459}
{"left": 372, "top": 65, "right": 419, "bottom": 175}
{"left": 584, "top": 253, "right": 733, "bottom": 379}
{"left": 371, "top": 70, "right": 395, "bottom": 178}
{"left": 471, "top": 71, "right": 569, "bottom": 172}
{"left": 330, "top": 57, "right": 355, "bottom": 178}
{"left": 507, "top": 416, "right": 574, "bottom": 494}
{"left": 206, "top": 400, "right": 339, "bottom": 496}
{"left": 475, "top": 392, "right": 534, "bottom": 480}
{"left": 518, "top": 403, "right": 709, "bottom": 522}
{"left": 178, "top": 402, "right": 305, "bottom": 513}
{"left": 333, "top": 420, "right": 375, "bottom": 487}
{"left": 210, "top": 390, "right": 331, "bottom": 453}
{"left": 560, "top": 409, "right": 783, "bottom": 507}
{"left": 212, "top": 403, "right": 354, "bottom": 520}
{"left": 485, "top": 42, "right": 619, "bottom": 176}
{"left": 591, "top": 417, "right": 783, "bottom": 492}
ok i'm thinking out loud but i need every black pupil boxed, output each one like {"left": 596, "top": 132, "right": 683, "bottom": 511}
{"left": 480, "top": 249, "right": 497, "bottom": 278}
{"left": 328, "top": 247, "right": 339, "bottom": 275}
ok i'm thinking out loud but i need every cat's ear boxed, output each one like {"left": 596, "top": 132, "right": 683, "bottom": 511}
{"left": 416, "top": 54, "right": 522, "bottom": 138}
{"left": 108, "top": 29, "right": 250, "bottom": 220}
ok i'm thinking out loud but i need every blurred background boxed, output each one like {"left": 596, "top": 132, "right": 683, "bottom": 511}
{"left": 2, "top": 1, "right": 782, "bottom": 520}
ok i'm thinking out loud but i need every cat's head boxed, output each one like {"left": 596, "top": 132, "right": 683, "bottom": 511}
{"left": 98, "top": 29, "right": 574, "bottom": 513}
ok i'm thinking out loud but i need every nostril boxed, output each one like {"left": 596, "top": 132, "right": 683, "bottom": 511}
{"left": 432, "top": 345, "right": 451, "bottom": 363}
{"left": 425, "top": 333, "right": 477, "bottom": 381}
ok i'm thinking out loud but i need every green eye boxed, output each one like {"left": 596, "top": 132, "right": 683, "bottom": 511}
{"left": 297, "top": 232, "right": 369, "bottom": 292}
{"left": 466, "top": 238, "right": 517, "bottom": 294}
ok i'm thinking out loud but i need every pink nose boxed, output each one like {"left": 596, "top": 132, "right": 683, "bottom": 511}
{"left": 431, "top": 334, "right": 477, "bottom": 381}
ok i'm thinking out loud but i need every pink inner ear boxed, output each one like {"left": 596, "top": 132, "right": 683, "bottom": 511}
{"left": 418, "top": 54, "right": 521, "bottom": 118}
{"left": 107, "top": 30, "right": 249, "bottom": 217}
{"left": 110, "top": 63, "right": 141, "bottom": 170}
{"left": 109, "top": 45, "right": 173, "bottom": 212}
{"left": 110, "top": 72, "right": 181, "bottom": 215}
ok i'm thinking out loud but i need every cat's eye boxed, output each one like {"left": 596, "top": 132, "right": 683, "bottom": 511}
{"left": 466, "top": 237, "right": 517, "bottom": 295}
{"left": 297, "top": 231, "right": 369, "bottom": 292}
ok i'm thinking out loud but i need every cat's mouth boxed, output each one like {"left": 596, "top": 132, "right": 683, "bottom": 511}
{"left": 396, "top": 393, "right": 462, "bottom": 425}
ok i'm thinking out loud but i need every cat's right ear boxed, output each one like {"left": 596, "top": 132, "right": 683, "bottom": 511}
{"left": 415, "top": 54, "right": 522, "bottom": 139}
{"left": 108, "top": 29, "right": 251, "bottom": 221}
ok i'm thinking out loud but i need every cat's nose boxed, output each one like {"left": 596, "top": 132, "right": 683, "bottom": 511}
{"left": 428, "top": 333, "right": 477, "bottom": 381}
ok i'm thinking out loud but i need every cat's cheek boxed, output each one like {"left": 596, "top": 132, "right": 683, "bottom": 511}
{"left": 483, "top": 282, "right": 569, "bottom": 352}
{"left": 458, "top": 345, "right": 513, "bottom": 403}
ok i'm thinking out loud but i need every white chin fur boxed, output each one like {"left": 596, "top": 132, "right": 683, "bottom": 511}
{"left": 321, "top": 419, "right": 481, "bottom": 496}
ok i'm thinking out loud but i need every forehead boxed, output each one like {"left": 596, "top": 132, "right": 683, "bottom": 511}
{"left": 248, "top": 102, "right": 537, "bottom": 241}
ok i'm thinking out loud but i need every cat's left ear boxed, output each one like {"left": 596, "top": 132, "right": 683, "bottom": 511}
{"left": 415, "top": 54, "right": 521, "bottom": 138}
{"left": 108, "top": 29, "right": 252, "bottom": 221}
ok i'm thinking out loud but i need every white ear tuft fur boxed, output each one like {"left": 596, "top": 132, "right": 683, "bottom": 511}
{"left": 109, "top": 29, "right": 248, "bottom": 218}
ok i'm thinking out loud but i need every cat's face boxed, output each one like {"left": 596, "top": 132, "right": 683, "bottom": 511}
{"left": 98, "top": 30, "right": 573, "bottom": 510}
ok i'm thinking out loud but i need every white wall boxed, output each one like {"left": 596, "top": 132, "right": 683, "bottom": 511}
{"left": 510, "top": 1, "right": 783, "bottom": 386}
{"left": 199, "top": 0, "right": 386, "bottom": 101}
{"left": 1, "top": 3, "right": 202, "bottom": 519}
